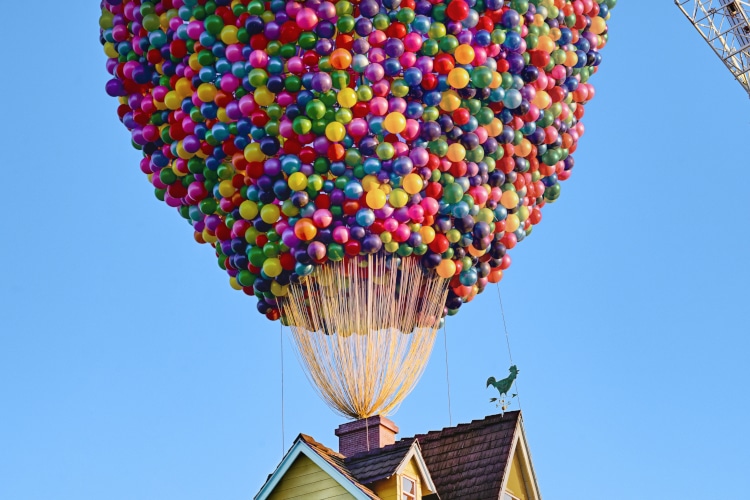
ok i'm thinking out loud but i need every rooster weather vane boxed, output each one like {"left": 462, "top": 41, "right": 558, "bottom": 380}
{"left": 487, "top": 365, "right": 519, "bottom": 415}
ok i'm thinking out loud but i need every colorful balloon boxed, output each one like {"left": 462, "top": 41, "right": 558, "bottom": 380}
{"left": 100, "top": 0, "right": 616, "bottom": 323}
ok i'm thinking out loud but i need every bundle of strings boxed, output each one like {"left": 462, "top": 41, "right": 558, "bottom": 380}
{"left": 281, "top": 254, "right": 449, "bottom": 419}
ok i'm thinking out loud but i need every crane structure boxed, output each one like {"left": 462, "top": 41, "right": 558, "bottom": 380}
{"left": 676, "top": 0, "right": 750, "bottom": 96}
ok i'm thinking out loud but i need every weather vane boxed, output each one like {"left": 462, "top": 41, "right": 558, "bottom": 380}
{"left": 487, "top": 365, "right": 518, "bottom": 415}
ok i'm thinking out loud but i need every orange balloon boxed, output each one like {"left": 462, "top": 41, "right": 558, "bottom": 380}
{"left": 488, "top": 268, "right": 503, "bottom": 283}
{"left": 436, "top": 259, "right": 456, "bottom": 279}
{"left": 294, "top": 218, "right": 317, "bottom": 241}
{"left": 330, "top": 48, "right": 352, "bottom": 69}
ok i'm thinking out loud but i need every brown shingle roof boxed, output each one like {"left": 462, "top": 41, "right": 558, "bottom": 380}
{"left": 294, "top": 411, "right": 521, "bottom": 500}
{"left": 344, "top": 438, "right": 415, "bottom": 484}
{"left": 412, "top": 411, "right": 520, "bottom": 500}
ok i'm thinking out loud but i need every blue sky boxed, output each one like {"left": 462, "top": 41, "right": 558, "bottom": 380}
{"left": 1, "top": 1, "right": 749, "bottom": 499}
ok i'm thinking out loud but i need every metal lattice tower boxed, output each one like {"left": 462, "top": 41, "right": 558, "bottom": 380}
{"left": 676, "top": 0, "right": 750, "bottom": 96}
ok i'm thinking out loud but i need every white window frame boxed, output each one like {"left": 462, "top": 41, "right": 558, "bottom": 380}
{"left": 503, "top": 492, "right": 521, "bottom": 500}
{"left": 401, "top": 475, "right": 417, "bottom": 500}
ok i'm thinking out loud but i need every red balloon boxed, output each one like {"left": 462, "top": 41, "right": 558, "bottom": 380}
{"left": 446, "top": 0, "right": 469, "bottom": 21}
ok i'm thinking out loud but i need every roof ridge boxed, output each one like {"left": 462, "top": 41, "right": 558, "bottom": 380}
{"left": 298, "top": 433, "right": 346, "bottom": 460}
{"left": 344, "top": 436, "right": 415, "bottom": 462}
{"left": 395, "top": 411, "right": 521, "bottom": 443}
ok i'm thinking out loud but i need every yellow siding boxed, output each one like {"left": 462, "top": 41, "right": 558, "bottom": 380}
{"left": 268, "top": 454, "right": 356, "bottom": 500}
{"left": 370, "top": 457, "right": 424, "bottom": 500}
{"left": 505, "top": 449, "right": 529, "bottom": 500}
{"left": 371, "top": 478, "right": 398, "bottom": 500}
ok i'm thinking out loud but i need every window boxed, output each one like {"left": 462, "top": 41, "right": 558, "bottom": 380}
{"left": 503, "top": 493, "right": 520, "bottom": 500}
{"left": 402, "top": 476, "right": 417, "bottom": 500}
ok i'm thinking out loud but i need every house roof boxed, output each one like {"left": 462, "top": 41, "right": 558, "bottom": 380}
{"left": 344, "top": 438, "right": 414, "bottom": 483}
{"left": 413, "top": 410, "right": 521, "bottom": 500}
{"left": 297, "top": 434, "right": 382, "bottom": 500}
{"left": 258, "top": 411, "right": 525, "bottom": 500}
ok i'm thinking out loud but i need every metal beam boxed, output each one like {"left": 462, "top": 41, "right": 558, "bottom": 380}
{"left": 675, "top": 0, "right": 750, "bottom": 95}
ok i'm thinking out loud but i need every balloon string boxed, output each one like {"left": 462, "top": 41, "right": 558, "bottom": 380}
{"left": 443, "top": 321, "right": 452, "bottom": 427}
{"left": 496, "top": 284, "right": 522, "bottom": 412}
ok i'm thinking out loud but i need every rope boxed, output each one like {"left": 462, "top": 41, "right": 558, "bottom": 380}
{"left": 280, "top": 323, "right": 286, "bottom": 455}
{"left": 443, "top": 321, "right": 453, "bottom": 426}
{"left": 280, "top": 254, "right": 449, "bottom": 418}
{"left": 495, "top": 284, "right": 522, "bottom": 411}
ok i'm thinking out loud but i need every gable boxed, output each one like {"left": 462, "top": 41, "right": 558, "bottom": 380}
{"left": 505, "top": 450, "right": 530, "bottom": 500}
{"left": 255, "top": 438, "right": 377, "bottom": 500}
{"left": 370, "top": 455, "right": 425, "bottom": 500}
{"left": 500, "top": 421, "right": 541, "bottom": 500}
{"left": 267, "top": 454, "right": 356, "bottom": 500}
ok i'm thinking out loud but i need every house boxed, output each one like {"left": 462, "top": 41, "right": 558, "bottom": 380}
{"left": 255, "top": 411, "right": 541, "bottom": 500}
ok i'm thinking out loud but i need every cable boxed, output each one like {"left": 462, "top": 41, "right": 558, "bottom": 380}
{"left": 495, "top": 284, "right": 522, "bottom": 412}
{"left": 443, "top": 321, "right": 453, "bottom": 426}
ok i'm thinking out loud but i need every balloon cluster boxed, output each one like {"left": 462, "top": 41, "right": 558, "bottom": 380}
{"left": 100, "top": 0, "right": 615, "bottom": 322}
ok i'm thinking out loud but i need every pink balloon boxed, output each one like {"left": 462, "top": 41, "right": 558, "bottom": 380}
{"left": 420, "top": 197, "right": 439, "bottom": 216}
{"left": 295, "top": 8, "right": 319, "bottom": 30}
{"left": 332, "top": 226, "right": 350, "bottom": 244}
{"left": 312, "top": 209, "right": 333, "bottom": 228}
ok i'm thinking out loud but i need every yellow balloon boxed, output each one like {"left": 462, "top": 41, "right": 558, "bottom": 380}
{"left": 517, "top": 205, "right": 529, "bottom": 222}
{"left": 420, "top": 226, "right": 436, "bottom": 244}
{"left": 218, "top": 179, "right": 236, "bottom": 198}
{"left": 590, "top": 16, "right": 606, "bottom": 35}
{"left": 383, "top": 112, "right": 406, "bottom": 134}
{"left": 229, "top": 276, "right": 243, "bottom": 291}
{"left": 537, "top": 35, "right": 555, "bottom": 53}
{"left": 254, "top": 86, "right": 275, "bottom": 106}
{"left": 337, "top": 88, "right": 357, "bottom": 108}
{"left": 220, "top": 25, "right": 239, "bottom": 44}
{"left": 389, "top": 188, "right": 409, "bottom": 208}
{"left": 447, "top": 67, "right": 470, "bottom": 89}
{"left": 485, "top": 118, "right": 503, "bottom": 137}
{"left": 384, "top": 241, "right": 399, "bottom": 253}
{"left": 468, "top": 245, "right": 487, "bottom": 257}
{"left": 532, "top": 90, "right": 551, "bottom": 109}
{"left": 446, "top": 228, "right": 461, "bottom": 244}
{"left": 188, "top": 53, "right": 201, "bottom": 71}
{"left": 489, "top": 71, "right": 503, "bottom": 89}
{"left": 197, "top": 83, "right": 217, "bottom": 103}
{"left": 325, "top": 122, "right": 346, "bottom": 142}
{"left": 103, "top": 42, "right": 118, "bottom": 58}
{"left": 500, "top": 190, "right": 520, "bottom": 210}
{"left": 260, "top": 204, "right": 280, "bottom": 224}
{"left": 436, "top": 259, "right": 457, "bottom": 279}
{"left": 403, "top": 173, "right": 424, "bottom": 195}
{"left": 440, "top": 90, "right": 461, "bottom": 111}
{"left": 362, "top": 175, "right": 380, "bottom": 192}
{"left": 271, "top": 281, "right": 289, "bottom": 297}
{"left": 244, "top": 142, "right": 265, "bottom": 162}
{"left": 288, "top": 171, "right": 308, "bottom": 191}
{"left": 505, "top": 213, "right": 520, "bottom": 233}
{"left": 202, "top": 228, "right": 217, "bottom": 244}
{"left": 366, "top": 189, "right": 387, "bottom": 209}
{"left": 515, "top": 139, "right": 532, "bottom": 158}
{"left": 263, "top": 258, "right": 282, "bottom": 278}
{"left": 175, "top": 78, "right": 192, "bottom": 98}
{"left": 164, "top": 91, "right": 182, "bottom": 110}
{"left": 239, "top": 200, "right": 259, "bottom": 220}
{"left": 446, "top": 143, "right": 466, "bottom": 162}
{"left": 454, "top": 44, "right": 475, "bottom": 65}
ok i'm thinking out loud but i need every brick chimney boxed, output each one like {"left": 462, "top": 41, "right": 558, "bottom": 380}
{"left": 335, "top": 415, "right": 399, "bottom": 457}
